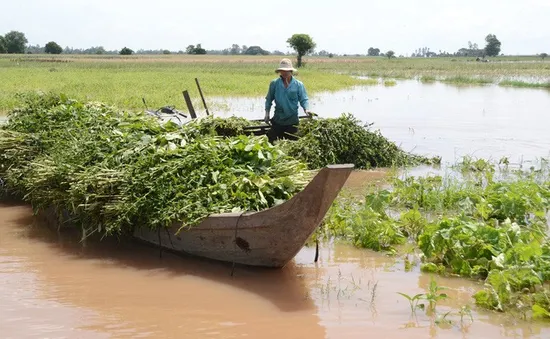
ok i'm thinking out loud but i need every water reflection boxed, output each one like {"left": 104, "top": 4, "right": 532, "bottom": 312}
{"left": 208, "top": 80, "right": 550, "bottom": 164}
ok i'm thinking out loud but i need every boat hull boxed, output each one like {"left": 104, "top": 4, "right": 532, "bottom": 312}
{"left": 133, "top": 164, "right": 354, "bottom": 268}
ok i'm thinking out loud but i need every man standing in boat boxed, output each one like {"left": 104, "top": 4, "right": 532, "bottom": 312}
{"left": 264, "top": 58, "right": 310, "bottom": 143}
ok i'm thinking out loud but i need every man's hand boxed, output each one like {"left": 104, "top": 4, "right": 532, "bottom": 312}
{"left": 264, "top": 111, "right": 270, "bottom": 124}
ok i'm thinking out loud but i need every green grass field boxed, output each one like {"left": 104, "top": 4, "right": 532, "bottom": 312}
{"left": 1, "top": 54, "right": 549, "bottom": 114}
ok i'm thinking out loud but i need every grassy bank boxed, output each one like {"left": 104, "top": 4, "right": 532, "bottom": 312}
{"left": 0, "top": 55, "right": 367, "bottom": 114}
{"left": 1, "top": 54, "right": 550, "bottom": 114}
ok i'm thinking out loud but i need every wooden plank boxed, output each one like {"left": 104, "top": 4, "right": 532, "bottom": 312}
{"left": 182, "top": 90, "right": 197, "bottom": 119}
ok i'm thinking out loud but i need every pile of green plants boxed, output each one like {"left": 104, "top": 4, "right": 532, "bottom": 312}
{"left": 0, "top": 92, "right": 310, "bottom": 236}
{"left": 278, "top": 114, "right": 440, "bottom": 169}
{"left": 321, "top": 157, "right": 550, "bottom": 319}
{"left": 185, "top": 115, "right": 253, "bottom": 137}
{"left": 191, "top": 113, "right": 439, "bottom": 170}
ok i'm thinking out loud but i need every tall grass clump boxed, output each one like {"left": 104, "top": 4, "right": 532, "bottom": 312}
{"left": 499, "top": 80, "right": 550, "bottom": 88}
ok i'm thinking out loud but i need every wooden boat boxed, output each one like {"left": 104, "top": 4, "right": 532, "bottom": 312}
{"left": 133, "top": 164, "right": 354, "bottom": 268}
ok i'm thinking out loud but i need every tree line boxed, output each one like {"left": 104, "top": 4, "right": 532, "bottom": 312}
{"left": 1, "top": 30, "right": 548, "bottom": 61}
{"left": 408, "top": 34, "right": 503, "bottom": 58}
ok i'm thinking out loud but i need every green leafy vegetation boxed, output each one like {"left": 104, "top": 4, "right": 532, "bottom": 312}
{"left": 0, "top": 92, "right": 435, "bottom": 239}
{"left": 280, "top": 114, "right": 440, "bottom": 170}
{"left": 167, "top": 113, "right": 439, "bottom": 170}
{"left": 322, "top": 156, "right": 550, "bottom": 319}
{"left": 0, "top": 92, "right": 311, "bottom": 237}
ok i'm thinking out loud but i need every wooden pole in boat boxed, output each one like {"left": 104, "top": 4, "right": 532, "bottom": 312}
{"left": 195, "top": 78, "right": 210, "bottom": 116}
{"left": 182, "top": 90, "right": 197, "bottom": 119}
{"left": 314, "top": 240, "right": 319, "bottom": 262}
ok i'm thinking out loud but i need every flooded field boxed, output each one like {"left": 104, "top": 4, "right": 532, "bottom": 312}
{"left": 2, "top": 202, "right": 550, "bottom": 339}
{"left": 212, "top": 79, "right": 550, "bottom": 164}
{"left": 2, "top": 80, "right": 550, "bottom": 338}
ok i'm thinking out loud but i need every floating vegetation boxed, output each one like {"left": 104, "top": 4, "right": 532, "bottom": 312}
{"left": 322, "top": 156, "right": 550, "bottom": 319}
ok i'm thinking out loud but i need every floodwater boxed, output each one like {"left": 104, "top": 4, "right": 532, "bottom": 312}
{"left": 211, "top": 80, "right": 550, "bottom": 165}
{"left": 2, "top": 82, "right": 550, "bottom": 338}
{"left": 2, "top": 198, "right": 550, "bottom": 339}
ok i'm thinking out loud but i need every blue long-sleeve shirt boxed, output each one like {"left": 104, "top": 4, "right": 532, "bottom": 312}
{"left": 265, "top": 76, "right": 309, "bottom": 126}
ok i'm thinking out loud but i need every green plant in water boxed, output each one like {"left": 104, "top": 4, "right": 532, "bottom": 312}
{"left": 324, "top": 154, "right": 550, "bottom": 320}
{"left": 533, "top": 304, "right": 550, "bottom": 320}
{"left": 320, "top": 190, "right": 406, "bottom": 252}
{"left": 434, "top": 310, "right": 453, "bottom": 327}
{"left": 458, "top": 305, "right": 474, "bottom": 326}
{"left": 397, "top": 292, "right": 426, "bottom": 315}
{"left": 424, "top": 277, "right": 448, "bottom": 314}
{"left": 398, "top": 278, "right": 447, "bottom": 316}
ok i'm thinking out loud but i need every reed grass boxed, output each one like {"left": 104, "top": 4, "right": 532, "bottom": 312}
{"left": 419, "top": 75, "right": 436, "bottom": 83}
{"left": 440, "top": 76, "right": 494, "bottom": 85}
{"left": 498, "top": 80, "right": 550, "bottom": 88}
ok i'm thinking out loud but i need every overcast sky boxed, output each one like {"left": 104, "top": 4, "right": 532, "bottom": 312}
{"left": 1, "top": 0, "right": 548, "bottom": 55}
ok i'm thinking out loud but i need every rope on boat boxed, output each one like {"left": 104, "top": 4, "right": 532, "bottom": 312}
{"left": 231, "top": 212, "right": 246, "bottom": 277}
{"left": 156, "top": 226, "right": 176, "bottom": 259}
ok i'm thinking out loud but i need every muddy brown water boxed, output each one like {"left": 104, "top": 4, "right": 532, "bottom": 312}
{"left": 2, "top": 197, "right": 549, "bottom": 339}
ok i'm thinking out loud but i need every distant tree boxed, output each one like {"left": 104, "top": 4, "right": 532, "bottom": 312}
{"left": 467, "top": 41, "right": 479, "bottom": 50}
{"left": 194, "top": 43, "right": 206, "bottom": 54}
{"left": 286, "top": 33, "right": 316, "bottom": 67}
{"left": 386, "top": 50, "right": 395, "bottom": 59}
{"left": 0, "top": 36, "right": 6, "bottom": 53}
{"left": 484, "top": 34, "right": 501, "bottom": 57}
{"left": 244, "top": 45, "right": 269, "bottom": 55}
{"left": 44, "top": 41, "right": 62, "bottom": 54}
{"left": 26, "top": 44, "right": 44, "bottom": 54}
{"left": 162, "top": 49, "right": 171, "bottom": 54}
{"left": 186, "top": 44, "right": 206, "bottom": 55}
{"left": 367, "top": 47, "right": 380, "bottom": 56}
{"left": 3, "top": 30, "right": 28, "bottom": 54}
{"left": 229, "top": 44, "right": 241, "bottom": 55}
{"left": 119, "top": 47, "right": 133, "bottom": 55}
{"left": 540, "top": 53, "right": 548, "bottom": 60}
